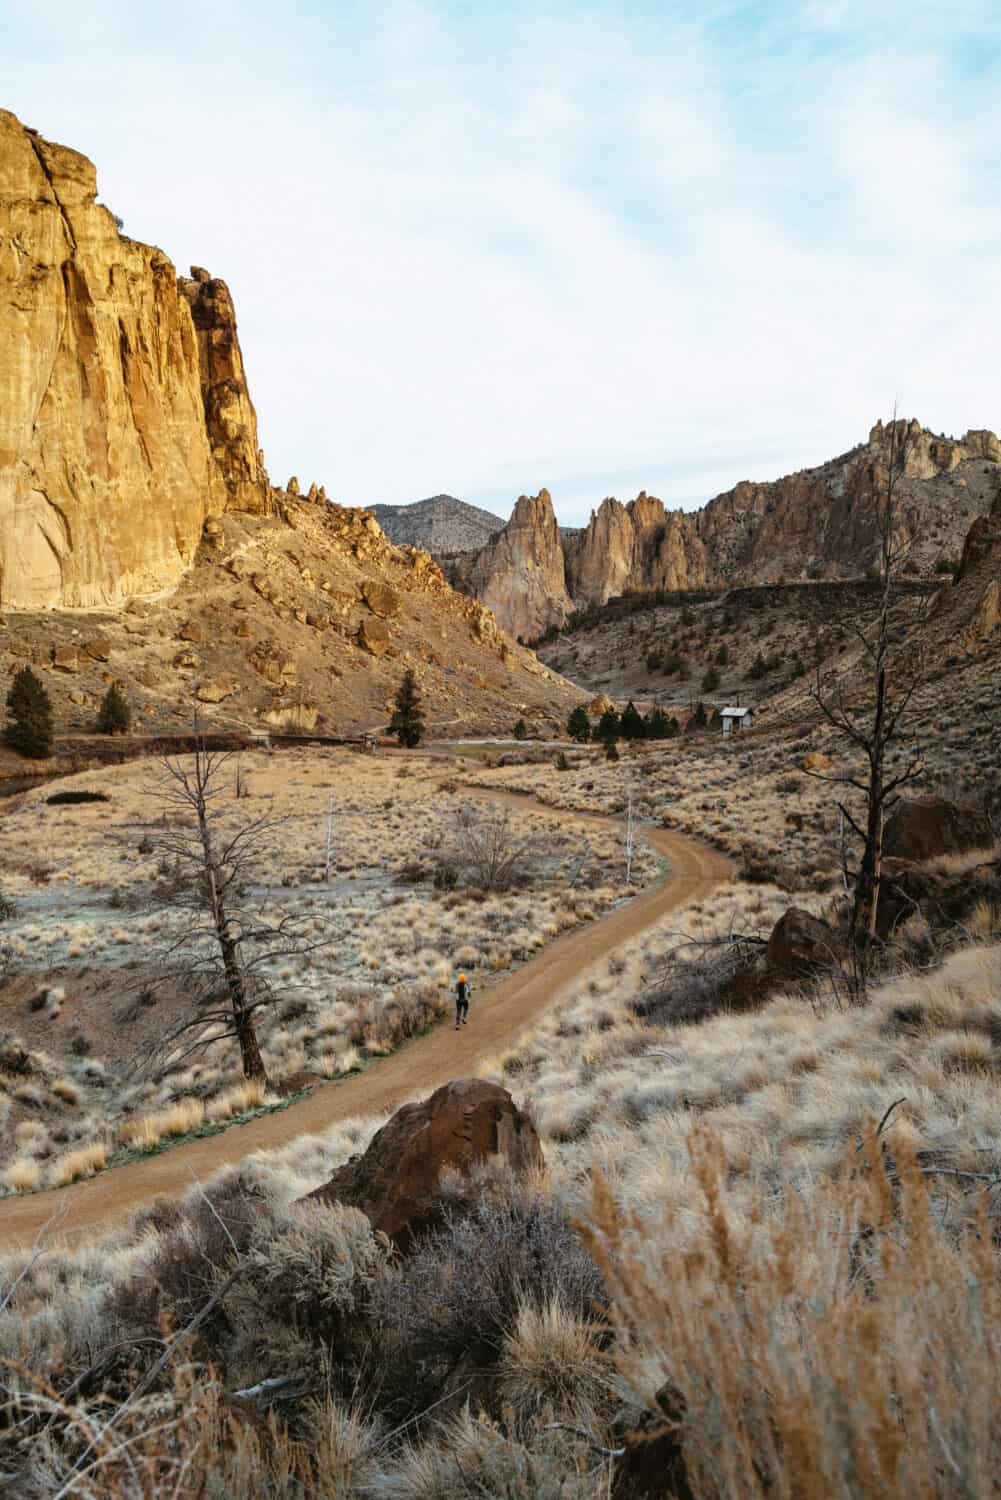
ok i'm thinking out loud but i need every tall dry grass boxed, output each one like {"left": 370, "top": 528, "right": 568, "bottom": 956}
{"left": 586, "top": 1123, "right": 1001, "bottom": 1499}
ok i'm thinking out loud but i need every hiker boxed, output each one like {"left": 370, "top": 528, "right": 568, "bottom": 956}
{"left": 455, "top": 973, "right": 471, "bottom": 1029}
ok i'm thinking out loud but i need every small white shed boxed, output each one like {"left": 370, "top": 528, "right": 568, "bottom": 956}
{"left": 721, "top": 705, "right": 753, "bottom": 736}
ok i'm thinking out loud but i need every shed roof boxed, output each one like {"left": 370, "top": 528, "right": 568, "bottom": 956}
{"left": 721, "top": 705, "right": 752, "bottom": 717}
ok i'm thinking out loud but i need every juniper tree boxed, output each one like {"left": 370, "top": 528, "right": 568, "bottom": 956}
{"left": 390, "top": 669, "right": 426, "bottom": 749}
{"left": 95, "top": 683, "right": 131, "bottom": 735}
{"left": 4, "top": 667, "right": 53, "bottom": 760}
{"left": 566, "top": 706, "right": 591, "bottom": 743}
{"left": 620, "top": 701, "right": 646, "bottom": 741}
{"left": 597, "top": 706, "right": 620, "bottom": 744}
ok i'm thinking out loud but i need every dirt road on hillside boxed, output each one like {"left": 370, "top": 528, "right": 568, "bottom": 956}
{"left": 0, "top": 795, "right": 731, "bottom": 1250}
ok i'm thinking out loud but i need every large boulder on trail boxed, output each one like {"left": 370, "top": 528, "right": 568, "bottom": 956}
{"left": 883, "top": 796, "right": 992, "bottom": 863}
{"left": 766, "top": 907, "right": 840, "bottom": 981}
{"left": 304, "top": 1079, "right": 543, "bottom": 1250}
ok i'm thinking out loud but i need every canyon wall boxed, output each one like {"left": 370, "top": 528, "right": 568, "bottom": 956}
{"left": 460, "top": 418, "right": 1001, "bottom": 633}
{"left": 0, "top": 109, "right": 269, "bottom": 610}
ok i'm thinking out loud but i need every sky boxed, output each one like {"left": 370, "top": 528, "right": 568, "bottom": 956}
{"left": 3, "top": 1, "right": 999, "bottom": 526}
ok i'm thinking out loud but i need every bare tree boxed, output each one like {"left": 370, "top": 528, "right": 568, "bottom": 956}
{"left": 806, "top": 414, "right": 929, "bottom": 985}
{"left": 430, "top": 803, "right": 542, "bottom": 892}
{"left": 138, "top": 738, "right": 327, "bottom": 1086}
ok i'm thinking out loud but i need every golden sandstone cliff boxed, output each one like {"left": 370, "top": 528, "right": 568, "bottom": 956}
{"left": 0, "top": 109, "right": 268, "bottom": 610}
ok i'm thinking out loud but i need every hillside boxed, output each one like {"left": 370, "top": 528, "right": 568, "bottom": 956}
{"left": 0, "top": 486, "right": 580, "bottom": 743}
{"left": 369, "top": 494, "right": 506, "bottom": 554}
{"left": 450, "top": 422, "right": 1001, "bottom": 637}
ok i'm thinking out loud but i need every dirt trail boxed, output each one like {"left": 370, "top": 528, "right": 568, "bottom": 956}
{"left": 0, "top": 793, "right": 731, "bottom": 1250}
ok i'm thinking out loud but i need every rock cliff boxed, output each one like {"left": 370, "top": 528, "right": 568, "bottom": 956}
{"left": 455, "top": 419, "right": 1001, "bottom": 633}
{"left": 0, "top": 109, "right": 269, "bottom": 610}
{"left": 450, "top": 489, "right": 574, "bottom": 641}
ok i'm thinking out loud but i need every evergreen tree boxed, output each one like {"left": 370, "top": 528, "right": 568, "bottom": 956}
{"left": 620, "top": 700, "right": 646, "bottom": 740}
{"left": 702, "top": 666, "right": 721, "bottom": 693}
{"left": 389, "top": 668, "right": 425, "bottom": 748}
{"left": 648, "top": 708, "right": 670, "bottom": 740}
{"left": 4, "top": 667, "right": 53, "bottom": 760}
{"left": 667, "top": 716, "right": 680, "bottom": 738}
{"left": 512, "top": 719, "right": 528, "bottom": 741}
{"left": 597, "top": 706, "right": 620, "bottom": 743}
{"left": 566, "top": 705, "right": 591, "bottom": 743}
{"left": 686, "top": 700, "right": 708, "bottom": 734}
{"left": 95, "top": 682, "right": 131, "bottom": 735}
{"left": 716, "top": 643, "right": 729, "bottom": 667}
{"left": 604, "top": 738, "right": 620, "bottom": 762}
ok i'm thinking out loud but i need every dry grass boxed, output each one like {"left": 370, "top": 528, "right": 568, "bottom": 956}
{"left": 3, "top": 1159, "right": 41, "bottom": 1193}
{"left": 50, "top": 1141, "right": 107, "bottom": 1186}
{"left": 205, "top": 1078, "right": 268, "bottom": 1122}
{"left": 587, "top": 1127, "right": 1001, "bottom": 1498}
{"left": 120, "top": 1098, "right": 205, "bottom": 1151}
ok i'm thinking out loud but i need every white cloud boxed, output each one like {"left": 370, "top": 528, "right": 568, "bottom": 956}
{"left": 2, "top": 0, "right": 999, "bottom": 525}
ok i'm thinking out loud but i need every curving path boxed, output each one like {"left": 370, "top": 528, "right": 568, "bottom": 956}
{"left": 0, "top": 793, "right": 731, "bottom": 1250}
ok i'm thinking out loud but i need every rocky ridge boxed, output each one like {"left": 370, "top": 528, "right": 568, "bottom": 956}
{"left": 370, "top": 495, "right": 505, "bottom": 554}
{"left": 0, "top": 109, "right": 269, "bottom": 610}
{"left": 450, "top": 420, "right": 1001, "bottom": 637}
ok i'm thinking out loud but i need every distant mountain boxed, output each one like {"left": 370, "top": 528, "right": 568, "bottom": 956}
{"left": 370, "top": 495, "right": 506, "bottom": 554}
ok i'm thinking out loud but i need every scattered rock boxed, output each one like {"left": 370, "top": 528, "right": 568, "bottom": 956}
{"left": 766, "top": 907, "right": 840, "bottom": 981}
{"left": 357, "top": 618, "right": 391, "bottom": 657}
{"left": 84, "top": 637, "right": 112, "bottom": 663}
{"left": 195, "top": 679, "right": 235, "bottom": 703}
{"left": 179, "top": 621, "right": 203, "bottom": 643}
{"left": 883, "top": 796, "right": 993, "bottom": 863}
{"left": 363, "top": 582, "right": 401, "bottom": 619}
{"left": 51, "top": 647, "right": 80, "bottom": 674}
{"left": 304, "top": 1078, "right": 544, "bottom": 1250}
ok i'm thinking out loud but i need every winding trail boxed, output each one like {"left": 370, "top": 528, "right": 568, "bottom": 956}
{"left": 0, "top": 793, "right": 731, "bottom": 1250}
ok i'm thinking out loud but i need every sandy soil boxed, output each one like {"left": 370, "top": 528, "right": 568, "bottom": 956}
{"left": 0, "top": 793, "right": 731, "bottom": 1250}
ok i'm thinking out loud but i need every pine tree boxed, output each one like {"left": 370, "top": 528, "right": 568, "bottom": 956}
{"left": 566, "top": 706, "right": 591, "bottom": 743}
{"left": 604, "top": 738, "right": 620, "bottom": 762}
{"left": 620, "top": 700, "right": 646, "bottom": 740}
{"left": 597, "top": 706, "right": 620, "bottom": 743}
{"left": 686, "top": 700, "right": 708, "bottom": 734}
{"left": 513, "top": 719, "right": 528, "bottom": 741}
{"left": 702, "top": 666, "right": 721, "bottom": 693}
{"left": 389, "top": 668, "right": 425, "bottom": 748}
{"left": 95, "top": 683, "right": 131, "bottom": 735}
{"left": 4, "top": 667, "right": 53, "bottom": 760}
{"left": 648, "top": 708, "right": 670, "bottom": 740}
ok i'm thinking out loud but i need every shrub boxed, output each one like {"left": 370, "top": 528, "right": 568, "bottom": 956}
{"left": 4, "top": 666, "right": 53, "bottom": 760}
{"left": 513, "top": 719, "right": 528, "bottom": 741}
{"left": 702, "top": 666, "right": 720, "bottom": 692}
{"left": 566, "top": 706, "right": 591, "bottom": 743}
{"left": 367, "top": 1191, "right": 605, "bottom": 1419}
{"left": 51, "top": 1142, "right": 108, "bottom": 1186}
{"left": 46, "top": 789, "right": 110, "bottom": 806}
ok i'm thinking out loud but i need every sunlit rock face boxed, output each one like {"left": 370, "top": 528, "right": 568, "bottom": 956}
{"left": 0, "top": 108, "right": 269, "bottom": 609}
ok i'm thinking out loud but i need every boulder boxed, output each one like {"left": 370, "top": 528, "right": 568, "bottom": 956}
{"left": 588, "top": 694, "right": 615, "bottom": 716}
{"left": 358, "top": 617, "right": 391, "bottom": 657}
{"left": 196, "top": 679, "right": 235, "bottom": 703}
{"left": 84, "top": 637, "right": 112, "bottom": 662}
{"left": 766, "top": 907, "right": 839, "bottom": 981}
{"left": 262, "top": 701, "right": 319, "bottom": 732}
{"left": 883, "top": 797, "right": 992, "bottom": 863}
{"left": 363, "top": 582, "right": 401, "bottom": 619}
{"left": 305, "top": 1078, "right": 544, "bottom": 1250}
{"left": 51, "top": 646, "right": 79, "bottom": 673}
{"left": 179, "top": 621, "right": 203, "bottom": 643}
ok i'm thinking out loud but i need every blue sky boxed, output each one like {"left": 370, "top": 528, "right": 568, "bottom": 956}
{"left": 3, "top": 1, "right": 999, "bottom": 525}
